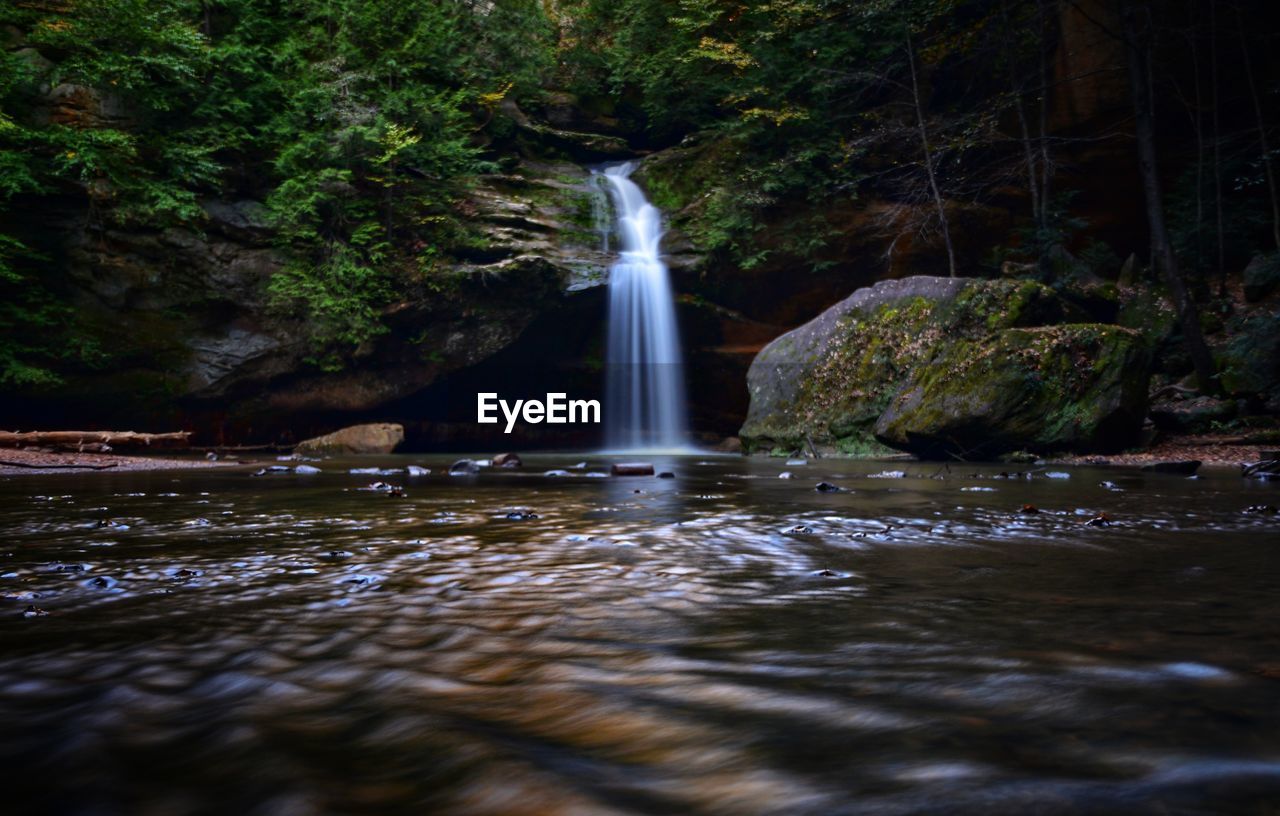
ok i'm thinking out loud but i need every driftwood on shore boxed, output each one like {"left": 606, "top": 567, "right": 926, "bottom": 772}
{"left": 0, "top": 431, "right": 192, "bottom": 450}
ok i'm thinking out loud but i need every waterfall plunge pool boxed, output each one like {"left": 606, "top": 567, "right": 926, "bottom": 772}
{"left": 2, "top": 454, "right": 1278, "bottom": 814}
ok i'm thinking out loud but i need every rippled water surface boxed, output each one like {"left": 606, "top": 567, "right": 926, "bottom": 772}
{"left": 2, "top": 455, "right": 1279, "bottom": 815}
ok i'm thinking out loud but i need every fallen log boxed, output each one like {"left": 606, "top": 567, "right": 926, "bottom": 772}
{"left": 0, "top": 431, "right": 191, "bottom": 450}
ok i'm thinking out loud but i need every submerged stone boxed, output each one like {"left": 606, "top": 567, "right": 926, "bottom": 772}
{"left": 611, "top": 462, "right": 655, "bottom": 476}
{"left": 1242, "top": 460, "right": 1280, "bottom": 478}
{"left": 449, "top": 459, "right": 481, "bottom": 476}
{"left": 493, "top": 453, "right": 523, "bottom": 468}
{"left": 1141, "top": 460, "right": 1201, "bottom": 475}
{"left": 251, "top": 465, "right": 292, "bottom": 476}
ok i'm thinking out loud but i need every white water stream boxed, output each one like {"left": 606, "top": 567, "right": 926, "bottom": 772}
{"left": 598, "top": 162, "right": 690, "bottom": 451}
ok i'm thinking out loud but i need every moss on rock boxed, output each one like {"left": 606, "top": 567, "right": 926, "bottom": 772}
{"left": 873, "top": 324, "right": 1151, "bottom": 458}
{"left": 739, "top": 276, "right": 1069, "bottom": 453}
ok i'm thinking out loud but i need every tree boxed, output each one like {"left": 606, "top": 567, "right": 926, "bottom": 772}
{"left": 905, "top": 30, "right": 957, "bottom": 277}
{"left": 1119, "top": 0, "right": 1218, "bottom": 393}
{"left": 1237, "top": 5, "right": 1280, "bottom": 252}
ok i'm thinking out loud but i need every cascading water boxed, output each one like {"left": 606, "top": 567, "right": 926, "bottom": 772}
{"left": 597, "top": 162, "right": 690, "bottom": 451}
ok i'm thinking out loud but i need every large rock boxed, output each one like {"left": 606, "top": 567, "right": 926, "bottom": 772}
{"left": 873, "top": 325, "right": 1151, "bottom": 458}
{"left": 1243, "top": 254, "right": 1280, "bottom": 303}
{"left": 739, "top": 277, "right": 1064, "bottom": 453}
{"left": 741, "top": 276, "right": 1153, "bottom": 458}
{"left": 1214, "top": 300, "right": 1280, "bottom": 400}
{"left": 295, "top": 423, "right": 405, "bottom": 455}
{"left": 1149, "top": 395, "right": 1237, "bottom": 432}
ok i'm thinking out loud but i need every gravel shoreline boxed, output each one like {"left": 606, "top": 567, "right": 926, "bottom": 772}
{"left": 1048, "top": 435, "right": 1274, "bottom": 469}
{"left": 0, "top": 448, "right": 240, "bottom": 476}
{"left": 4, "top": 434, "right": 1274, "bottom": 475}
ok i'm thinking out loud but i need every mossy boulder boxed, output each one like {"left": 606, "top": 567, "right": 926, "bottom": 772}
{"left": 873, "top": 325, "right": 1151, "bottom": 459}
{"left": 1243, "top": 254, "right": 1280, "bottom": 303}
{"left": 1149, "top": 395, "right": 1237, "bottom": 432}
{"left": 1215, "top": 305, "right": 1280, "bottom": 400}
{"left": 739, "top": 276, "right": 1064, "bottom": 453}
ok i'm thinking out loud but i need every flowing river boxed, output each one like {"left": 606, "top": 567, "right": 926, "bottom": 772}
{"left": 1, "top": 456, "right": 1278, "bottom": 814}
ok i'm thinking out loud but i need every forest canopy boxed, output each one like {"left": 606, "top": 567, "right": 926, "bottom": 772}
{"left": 1, "top": 0, "right": 1276, "bottom": 384}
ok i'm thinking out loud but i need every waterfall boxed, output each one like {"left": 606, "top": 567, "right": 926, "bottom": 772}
{"left": 597, "top": 161, "right": 690, "bottom": 451}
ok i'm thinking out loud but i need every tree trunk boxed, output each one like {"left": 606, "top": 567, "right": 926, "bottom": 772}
{"left": 1001, "top": 0, "right": 1042, "bottom": 225}
{"left": 1188, "top": 6, "right": 1204, "bottom": 275}
{"left": 906, "top": 32, "right": 957, "bottom": 278}
{"left": 1238, "top": 8, "right": 1280, "bottom": 251}
{"left": 1036, "top": 0, "right": 1054, "bottom": 232}
{"left": 1209, "top": 0, "right": 1225, "bottom": 293}
{"left": 1120, "top": 0, "right": 1218, "bottom": 394}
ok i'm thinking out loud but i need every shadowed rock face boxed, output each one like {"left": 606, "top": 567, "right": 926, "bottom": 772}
{"left": 2, "top": 158, "right": 613, "bottom": 443}
{"left": 740, "top": 276, "right": 1152, "bottom": 459}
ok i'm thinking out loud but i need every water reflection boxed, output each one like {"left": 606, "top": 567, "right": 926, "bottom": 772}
{"left": 1, "top": 456, "right": 1278, "bottom": 814}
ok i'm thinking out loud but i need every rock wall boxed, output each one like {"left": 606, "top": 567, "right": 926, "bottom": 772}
{"left": 3, "top": 158, "right": 615, "bottom": 445}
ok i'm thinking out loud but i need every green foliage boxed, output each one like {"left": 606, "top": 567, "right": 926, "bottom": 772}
{"left": 267, "top": 247, "right": 391, "bottom": 371}
{"left": 0, "top": 0, "right": 561, "bottom": 379}
{"left": 0, "top": 51, "right": 82, "bottom": 385}
{"left": 555, "top": 0, "right": 1005, "bottom": 266}
{"left": 1217, "top": 305, "right": 1280, "bottom": 397}
{"left": 1168, "top": 160, "right": 1272, "bottom": 282}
